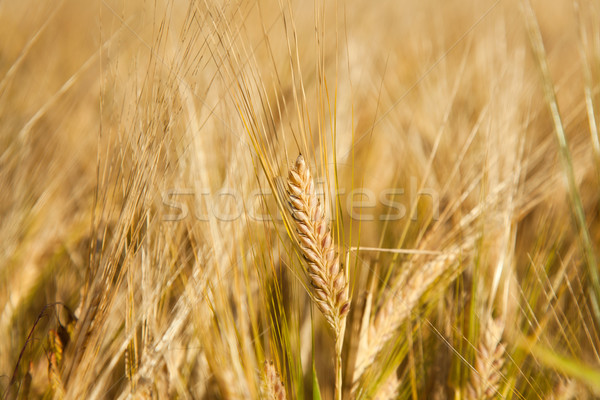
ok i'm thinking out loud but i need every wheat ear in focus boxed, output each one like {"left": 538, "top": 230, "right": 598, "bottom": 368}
{"left": 286, "top": 154, "right": 350, "bottom": 332}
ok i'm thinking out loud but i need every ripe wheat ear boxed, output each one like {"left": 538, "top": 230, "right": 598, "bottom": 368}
{"left": 286, "top": 154, "right": 350, "bottom": 332}
{"left": 286, "top": 154, "right": 349, "bottom": 400}
{"left": 261, "top": 361, "right": 287, "bottom": 400}
{"left": 466, "top": 318, "right": 505, "bottom": 400}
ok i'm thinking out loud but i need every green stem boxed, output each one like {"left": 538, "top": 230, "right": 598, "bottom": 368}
{"left": 335, "top": 321, "right": 346, "bottom": 400}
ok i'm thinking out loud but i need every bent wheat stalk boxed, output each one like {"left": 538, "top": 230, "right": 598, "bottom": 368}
{"left": 353, "top": 247, "right": 463, "bottom": 387}
{"left": 286, "top": 154, "right": 349, "bottom": 400}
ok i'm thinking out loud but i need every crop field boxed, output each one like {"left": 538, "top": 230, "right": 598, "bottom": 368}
{"left": 1, "top": 0, "right": 600, "bottom": 399}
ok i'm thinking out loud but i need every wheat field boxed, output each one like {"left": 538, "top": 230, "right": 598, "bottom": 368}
{"left": 1, "top": 0, "right": 600, "bottom": 399}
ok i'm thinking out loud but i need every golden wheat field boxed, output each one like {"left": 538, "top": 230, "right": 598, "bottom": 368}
{"left": 1, "top": 0, "right": 600, "bottom": 398}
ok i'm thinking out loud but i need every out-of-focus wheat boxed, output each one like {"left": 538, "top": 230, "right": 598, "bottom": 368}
{"left": 466, "top": 318, "right": 505, "bottom": 400}
{"left": 353, "top": 243, "right": 468, "bottom": 387}
{"left": 261, "top": 361, "right": 287, "bottom": 400}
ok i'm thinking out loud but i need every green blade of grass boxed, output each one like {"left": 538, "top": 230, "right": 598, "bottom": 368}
{"left": 518, "top": 335, "right": 600, "bottom": 391}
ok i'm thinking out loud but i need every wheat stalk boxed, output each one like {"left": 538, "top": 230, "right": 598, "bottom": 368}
{"left": 466, "top": 318, "right": 505, "bottom": 400}
{"left": 286, "top": 154, "right": 349, "bottom": 400}
{"left": 261, "top": 361, "right": 287, "bottom": 400}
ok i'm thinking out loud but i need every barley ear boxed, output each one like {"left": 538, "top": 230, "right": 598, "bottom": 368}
{"left": 466, "top": 318, "right": 505, "bottom": 400}
{"left": 261, "top": 361, "right": 287, "bottom": 400}
{"left": 286, "top": 154, "right": 350, "bottom": 332}
{"left": 286, "top": 154, "right": 349, "bottom": 400}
